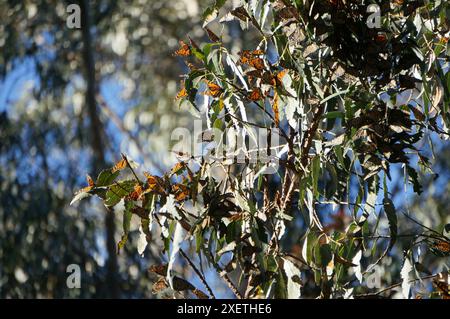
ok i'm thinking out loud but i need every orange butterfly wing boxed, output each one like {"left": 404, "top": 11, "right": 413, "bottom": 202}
{"left": 176, "top": 87, "right": 188, "bottom": 100}
{"left": 273, "top": 92, "right": 280, "bottom": 126}
{"left": 248, "top": 88, "right": 262, "bottom": 101}
{"left": 111, "top": 158, "right": 127, "bottom": 173}
{"left": 174, "top": 40, "right": 191, "bottom": 56}
{"left": 172, "top": 183, "right": 190, "bottom": 201}
{"left": 249, "top": 57, "right": 265, "bottom": 70}
{"left": 206, "top": 81, "right": 223, "bottom": 97}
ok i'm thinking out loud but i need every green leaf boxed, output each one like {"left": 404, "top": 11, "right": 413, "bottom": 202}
{"left": 323, "top": 111, "right": 344, "bottom": 119}
{"left": 105, "top": 180, "right": 136, "bottom": 207}
{"left": 213, "top": 118, "right": 223, "bottom": 130}
{"left": 191, "top": 46, "right": 206, "bottom": 62}
{"left": 117, "top": 200, "right": 134, "bottom": 252}
{"left": 320, "top": 89, "right": 350, "bottom": 105}
{"left": 202, "top": 0, "right": 226, "bottom": 27}
{"left": 301, "top": 231, "right": 316, "bottom": 266}
{"left": 383, "top": 197, "right": 397, "bottom": 250}
{"left": 195, "top": 227, "right": 204, "bottom": 253}
{"left": 311, "top": 156, "right": 321, "bottom": 197}
{"left": 274, "top": 268, "right": 287, "bottom": 299}
{"left": 406, "top": 165, "right": 422, "bottom": 195}
{"left": 96, "top": 169, "right": 120, "bottom": 187}
{"left": 317, "top": 244, "right": 333, "bottom": 268}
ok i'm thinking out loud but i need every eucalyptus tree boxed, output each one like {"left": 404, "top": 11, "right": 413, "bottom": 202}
{"left": 74, "top": 0, "right": 450, "bottom": 299}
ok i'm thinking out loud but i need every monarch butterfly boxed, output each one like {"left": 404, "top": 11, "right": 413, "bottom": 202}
{"left": 170, "top": 161, "right": 186, "bottom": 175}
{"left": 173, "top": 40, "right": 191, "bottom": 56}
{"left": 152, "top": 277, "right": 168, "bottom": 294}
{"left": 239, "top": 49, "right": 264, "bottom": 65}
{"left": 248, "top": 88, "right": 263, "bottom": 101}
{"left": 128, "top": 184, "right": 143, "bottom": 200}
{"left": 431, "top": 240, "right": 450, "bottom": 256}
{"left": 248, "top": 57, "right": 265, "bottom": 70}
{"left": 176, "top": 87, "right": 188, "bottom": 100}
{"left": 71, "top": 175, "right": 95, "bottom": 204}
{"left": 149, "top": 264, "right": 168, "bottom": 276}
{"left": 86, "top": 174, "right": 94, "bottom": 187}
{"left": 143, "top": 172, "right": 166, "bottom": 195}
{"left": 273, "top": 92, "right": 280, "bottom": 126}
{"left": 231, "top": 6, "right": 251, "bottom": 22}
{"left": 172, "top": 183, "right": 190, "bottom": 201}
{"left": 433, "top": 280, "right": 450, "bottom": 299}
{"left": 111, "top": 158, "right": 127, "bottom": 173}
{"left": 205, "top": 81, "right": 223, "bottom": 97}
{"left": 205, "top": 27, "right": 220, "bottom": 42}
{"left": 276, "top": 69, "right": 288, "bottom": 83}
{"left": 246, "top": 69, "right": 263, "bottom": 78}
{"left": 375, "top": 33, "right": 388, "bottom": 44}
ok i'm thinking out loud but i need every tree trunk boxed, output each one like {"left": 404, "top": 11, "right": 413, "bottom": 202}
{"left": 80, "top": 0, "right": 119, "bottom": 298}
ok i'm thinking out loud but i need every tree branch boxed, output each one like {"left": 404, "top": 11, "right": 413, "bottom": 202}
{"left": 179, "top": 248, "right": 216, "bottom": 299}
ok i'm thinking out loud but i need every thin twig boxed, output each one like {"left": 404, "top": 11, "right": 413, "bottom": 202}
{"left": 206, "top": 249, "right": 243, "bottom": 299}
{"left": 121, "top": 153, "right": 141, "bottom": 183}
{"left": 402, "top": 211, "right": 443, "bottom": 236}
{"left": 354, "top": 272, "right": 448, "bottom": 298}
{"left": 179, "top": 248, "right": 216, "bottom": 299}
{"left": 97, "top": 94, "right": 165, "bottom": 173}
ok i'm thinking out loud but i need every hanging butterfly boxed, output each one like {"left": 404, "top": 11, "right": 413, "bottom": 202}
{"left": 239, "top": 49, "right": 264, "bottom": 65}
{"left": 86, "top": 174, "right": 94, "bottom": 187}
{"left": 128, "top": 183, "right": 143, "bottom": 201}
{"left": 171, "top": 183, "right": 190, "bottom": 201}
{"left": 273, "top": 91, "right": 280, "bottom": 126}
{"left": 231, "top": 6, "right": 251, "bottom": 22}
{"left": 248, "top": 57, "right": 265, "bottom": 70}
{"left": 152, "top": 277, "right": 169, "bottom": 294}
{"left": 143, "top": 172, "right": 166, "bottom": 195}
{"left": 205, "top": 81, "right": 223, "bottom": 98}
{"left": 433, "top": 279, "right": 450, "bottom": 299}
{"left": 176, "top": 87, "right": 188, "bottom": 100}
{"left": 248, "top": 88, "right": 263, "bottom": 101}
{"left": 170, "top": 161, "right": 187, "bottom": 175}
{"left": 374, "top": 32, "right": 388, "bottom": 44}
{"left": 70, "top": 174, "right": 95, "bottom": 205}
{"left": 173, "top": 40, "right": 191, "bottom": 56}
{"left": 204, "top": 27, "right": 220, "bottom": 42}
{"left": 111, "top": 157, "right": 127, "bottom": 173}
{"left": 149, "top": 264, "right": 168, "bottom": 276}
{"left": 246, "top": 69, "right": 263, "bottom": 78}
{"left": 430, "top": 240, "right": 450, "bottom": 257}
{"left": 75, "top": 174, "right": 94, "bottom": 194}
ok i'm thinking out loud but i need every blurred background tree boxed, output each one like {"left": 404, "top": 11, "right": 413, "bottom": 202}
{"left": 0, "top": 0, "right": 220, "bottom": 298}
{"left": 1, "top": 0, "right": 449, "bottom": 299}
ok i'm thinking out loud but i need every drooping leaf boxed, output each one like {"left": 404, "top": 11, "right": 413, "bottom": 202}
{"left": 400, "top": 258, "right": 413, "bottom": 299}
{"left": 96, "top": 169, "right": 120, "bottom": 187}
{"left": 104, "top": 180, "right": 136, "bottom": 207}
{"left": 383, "top": 197, "right": 398, "bottom": 250}
{"left": 137, "top": 226, "right": 148, "bottom": 256}
{"left": 166, "top": 222, "right": 185, "bottom": 289}
{"left": 282, "top": 258, "right": 302, "bottom": 299}
{"left": 352, "top": 250, "right": 363, "bottom": 284}
{"left": 69, "top": 190, "right": 92, "bottom": 206}
{"left": 117, "top": 200, "right": 134, "bottom": 252}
